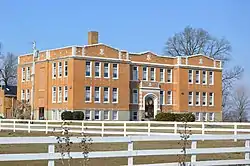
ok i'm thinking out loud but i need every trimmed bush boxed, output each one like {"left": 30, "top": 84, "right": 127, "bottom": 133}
{"left": 72, "top": 111, "right": 84, "bottom": 120}
{"left": 155, "top": 112, "right": 195, "bottom": 122}
{"left": 175, "top": 113, "right": 195, "bottom": 122}
{"left": 155, "top": 112, "right": 175, "bottom": 121}
{"left": 61, "top": 111, "right": 73, "bottom": 120}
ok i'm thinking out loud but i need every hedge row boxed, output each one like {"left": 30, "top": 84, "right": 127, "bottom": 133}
{"left": 61, "top": 111, "right": 84, "bottom": 120}
{"left": 155, "top": 112, "right": 195, "bottom": 122}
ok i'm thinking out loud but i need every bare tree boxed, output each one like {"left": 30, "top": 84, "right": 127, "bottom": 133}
{"left": 13, "top": 100, "right": 31, "bottom": 119}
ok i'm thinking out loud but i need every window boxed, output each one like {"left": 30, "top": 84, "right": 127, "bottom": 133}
{"left": 104, "top": 63, "right": 109, "bottom": 78}
{"left": 94, "top": 110, "right": 100, "bottom": 120}
{"left": 26, "top": 67, "right": 30, "bottom": 81}
{"left": 167, "top": 69, "right": 172, "bottom": 83}
{"left": 22, "top": 68, "right": 25, "bottom": 82}
{"left": 94, "top": 87, "right": 100, "bottom": 103}
{"left": 132, "top": 66, "right": 138, "bottom": 80}
{"left": 188, "top": 92, "right": 193, "bottom": 106}
{"left": 133, "top": 111, "right": 138, "bottom": 121}
{"left": 64, "top": 86, "right": 68, "bottom": 102}
{"left": 112, "top": 111, "right": 118, "bottom": 120}
{"left": 167, "top": 91, "right": 172, "bottom": 105}
{"left": 112, "top": 64, "right": 118, "bottom": 79}
{"left": 195, "top": 70, "right": 200, "bottom": 84}
{"left": 160, "top": 69, "right": 165, "bottom": 82}
{"left": 85, "top": 61, "right": 91, "bottom": 77}
{"left": 104, "top": 87, "right": 109, "bottom": 103}
{"left": 188, "top": 70, "right": 193, "bottom": 83}
{"left": 202, "top": 71, "right": 207, "bottom": 84}
{"left": 85, "top": 110, "right": 91, "bottom": 120}
{"left": 132, "top": 89, "right": 138, "bottom": 104}
{"left": 160, "top": 90, "right": 165, "bottom": 105}
{"left": 21, "top": 89, "right": 25, "bottom": 101}
{"left": 52, "top": 86, "right": 56, "bottom": 103}
{"left": 209, "top": 112, "right": 214, "bottom": 121}
{"left": 209, "top": 71, "right": 214, "bottom": 85}
{"left": 195, "top": 92, "right": 200, "bottom": 106}
{"left": 58, "top": 62, "right": 62, "bottom": 77}
{"left": 26, "top": 89, "right": 30, "bottom": 102}
{"left": 202, "top": 112, "right": 207, "bottom": 121}
{"left": 202, "top": 92, "right": 207, "bottom": 106}
{"left": 52, "top": 63, "right": 56, "bottom": 79}
{"left": 150, "top": 68, "right": 155, "bottom": 81}
{"left": 58, "top": 87, "right": 62, "bottom": 103}
{"left": 112, "top": 88, "right": 118, "bottom": 103}
{"left": 209, "top": 93, "right": 214, "bottom": 106}
{"left": 95, "top": 62, "right": 100, "bottom": 77}
{"left": 195, "top": 112, "right": 201, "bottom": 121}
{"left": 143, "top": 67, "right": 148, "bottom": 81}
{"left": 64, "top": 61, "right": 68, "bottom": 77}
{"left": 104, "top": 111, "right": 109, "bottom": 120}
{"left": 85, "top": 86, "right": 91, "bottom": 102}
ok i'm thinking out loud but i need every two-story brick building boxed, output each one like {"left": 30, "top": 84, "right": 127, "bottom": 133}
{"left": 17, "top": 31, "right": 222, "bottom": 121}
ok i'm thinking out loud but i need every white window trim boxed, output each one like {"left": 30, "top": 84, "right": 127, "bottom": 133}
{"left": 132, "top": 66, "right": 138, "bottom": 81}
{"left": 160, "top": 90, "right": 165, "bottom": 105}
{"left": 202, "top": 92, "right": 207, "bottom": 106}
{"left": 132, "top": 89, "right": 138, "bottom": 104}
{"left": 209, "top": 92, "right": 214, "bottom": 106}
{"left": 202, "top": 112, "right": 208, "bottom": 121}
{"left": 209, "top": 71, "right": 214, "bottom": 85}
{"left": 209, "top": 112, "right": 215, "bottom": 121}
{"left": 103, "top": 87, "right": 110, "bottom": 103}
{"left": 167, "top": 69, "right": 172, "bottom": 83}
{"left": 112, "top": 88, "right": 118, "bottom": 103}
{"left": 85, "top": 86, "right": 92, "bottom": 103}
{"left": 112, "top": 111, "right": 118, "bottom": 120}
{"left": 112, "top": 63, "right": 119, "bottom": 79}
{"left": 160, "top": 68, "right": 165, "bottom": 82}
{"left": 26, "top": 67, "right": 30, "bottom": 81}
{"left": 58, "top": 62, "right": 62, "bottom": 78}
{"left": 64, "top": 86, "right": 68, "bottom": 102}
{"left": 22, "top": 68, "right": 25, "bottom": 82}
{"left": 21, "top": 89, "right": 25, "bottom": 101}
{"left": 104, "top": 63, "right": 110, "bottom": 79}
{"left": 195, "top": 112, "right": 201, "bottom": 121}
{"left": 104, "top": 110, "right": 110, "bottom": 120}
{"left": 94, "top": 110, "right": 101, "bottom": 120}
{"left": 167, "top": 91, "right": 172, "bottom": 105}
{"left": 64, "top": 61, "right": 68, "bottom": 77}
{"left": 202, "top": 71, "right": 207, "bottom": 85}
{"left": 188, "top": 70, "right": 193, "bottom": 84}
{"left": 195, "top": 92, "right": 200, "bottom": 106}
{"left": 188, "top": 92, "right": 193, "bottom": 106}
{"left": 52, "top": 86, "right": 56, "bottom": 103}
{"left": 196, "top": 70, "right": 200, "bottom": 84}
{"left": 94, "top": 87, "right": 101, "bottom": 103}
{"left": 143, "top": 67, "right": 148, "bottom": 81}
{"left": 85, "top": 61, "right": 92, "bottom": 77}
{"left": 95, "top": 62, "right": 101, "bottom": 78}
{"left": 52, "top": 62, "right": 56, "bottom": 79}
{"left": 85, "top": 110, "right": 91, "bottom": 120}
{"left": 26, "top": 89, "right": 30, "bottom": 102}
{"left": 150, "top": 67, "right": 156, "bottom": 81}
{"left": 58, "top": 87, "right": 62, "bottom": 103}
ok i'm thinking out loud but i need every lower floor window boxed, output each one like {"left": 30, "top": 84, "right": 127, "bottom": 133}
{"left": 52, "top": 110, "right": 62, "bottom": 120}
{"left": 194, "top": 112, "right": 214, "bottom": 121}
{"left": 209, "top": 112, "right": 214, "bottom": 121}
{"left": 95, "top": 110, "right": 100, "bottom": 120}
{"left": 112, "top": 111, "right": 118, "bottom": 120}
{"left": 133, "top": 111, "right": 138, "bottom": 120}
{"left": 195, "top": 112, "right": 200, "bottom": 121}
{"left": 85, "top": 110, "right": 91, "bottom": 120}
{"left": 104, "top": 110, "right": 109, "bottom": 120}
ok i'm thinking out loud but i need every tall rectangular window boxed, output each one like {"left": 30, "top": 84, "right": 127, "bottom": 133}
{"left": 26, "top": 67, "right": 30, "bottom": 81}
{"left": 85, "top": 61, "right": 91, "bottom": 77}
{"left": 195, "top": 112, "right": 201, "bottom": 121}
{"left": 64, "top": 61, "right": 68, "bottom": 77}
{"left": 104, "top": 111, "right": 109, "bottom": 120}
{"left": 58, "top": 87, "right": 62, "bottom": 103}
{"left": 94, "top": 87, "right": 100, "bottom": 103}
{"left": 202, "top": 112, "right": 207, "bottom": 121}
{"left": 188, "top": 92, "right": 193, "bottom": 106}
{"left": 133, "top": 111, "right": 138, "bottom": 121}
{"left": 209, "top": 71, "right": 214, "bottom": 85}
{"left": 132, "top": 66, "right": 138, "bottom": 80}
{"left": 112, "top": 64, "right": 118, "bottom": 79}
{"left": 85, "top": 110, "right": 91, "bottom": 120}
{"left": 160, "top": 90, "right": 165, "bottom": 105}
{"left": 21, "top": 89, "right": 25, "bottom": 101}
{"left": 196, "top": 92, "right": 200, "bottom": 106}
{"left": 52, "top": 62, "right": 56, "bottom": 79}
{"left": 160, "top": 68, "right": 165, "bottom": 82}
{"left": 104, "top": 63, "right": 109, "bottom": 78}
{"left": 104, "top": 87, "right": 109, "bottom": 103}
{"left": 202, "top": 71, "right": 207, "bottom": 84}
{"left": 167, "top": 91, "right": 172, "bottom": 105}
{"left": 22, "top": 68, "right": 25, "bottom": 82}
{"left": 132, "top": 89, "right": 138, "bottom": 104}
{"left": 202, "top": 92, "right": 207, "bottom": 106}
{"left": 58, "top": 62, "right": 62, "bottom": 77}
{"left": 195, "top": 70, "right": 200, "bottom": 84}
{"left": 112, "top": 88, "right": 118, "bottom": 103}
{"left": 26, "top": 89, "right": 30, "bottom": 102}
{"left": 64, "top": 86, "right": 68, "bottom": 102}
{"left": 112, "top": 111, "right": 118, "bottom": 120}
{"left": 95, "top": 62, "right": 100, "bottom": 77}
{"left": 94, "top": 110, "right": 100, "bottom": 120}
{"left": 167, "top": 69, "right": 172, "bottom": 83}
{"left": 85, "top": 86, "right": 91, "bottom": 102}
{"left": 188, "top": 70, "right": 193, "bottom": 83}
{"left": 143, "top": 67, "right": 148, "bottom": 81}
{"left": 150, "top": 68, "right": 155, "bottom": 81}
{"left": 209, "top": 113, "right": 214, "bottom": 121}
{"left": 209, "top": 92, "right": 214, "bottom": 106}
{"left": 52, "top": 86, "right": 56, "bottom": 103}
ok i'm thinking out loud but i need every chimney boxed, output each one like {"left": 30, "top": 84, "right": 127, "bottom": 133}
{"left": 88, "top": 31, "right": 99, "bottom": 45}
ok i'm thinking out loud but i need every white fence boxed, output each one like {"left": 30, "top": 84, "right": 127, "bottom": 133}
{"left": 1, "top": 119, "right": 250, "bottom": 138}
{"left": 0, "top": 134, "right": 250, "bottom": 166}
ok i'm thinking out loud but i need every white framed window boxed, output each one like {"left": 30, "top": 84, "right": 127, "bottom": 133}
{"left": 160, "top": 68, "right": 165, "bottom": 82}
{"left": 112, "top": 111, "right": 118, "bottom": 120}
{"left": 202, "top": 112, "right": 207, "bottom": 121}
{"left": 85, "top": 110, "right": 91, "bottom": 120}
{"left": 202, "top": 92, "right": 207, "bottom": 106}
{"left": 195, "top": 92, "right": 200, "bottom": 106}
{"left": 209, "top": 92, "right": 214, "bottom": 106}
{"left": 112, "top": 64, "right": 118, "bottom": 79}
{"left": 160, "top": 90, "right": 165, "bottom": 105}
{"left": 58, "top": 62, "right": 62, "bottom": 78}
{"left": 85, "top": 86, "right": 91, "bottom": 102}
{"left": 26, "top": 89, "right": 30, "bottom": 102}
{"left": 150, "top": 68, "right": 155, "bottom": 81}
{"left": 94, "top": 87, "right": 100, "bottom": 103}
{"left": 21, "top": 89, "right": 25, "bottom": 101}
{"left": 188, "top": 70, "right": 193, "bottom": 84}
{"left": 209, "top": 112, "right": 214, "bottom": 121}
{"left": 133, "top": 111, "right": 138, "bottom": 121}
{"left": 142, "top": 67, "right": 148, "bottom": 81}
{"left": 94, "top": 110, "right": 100, "bottom": 120}
{"left": 22, "top": 68, "right": 25, "bottom": 82}
{"left": 167, "top": 91, "right": 172, "bottom": 105}
{"left": 112, "top": 88, "right": 118, "bottom": 103}
{"left": 195, "top": 70, "right": 200, "bottom": 84}
{"left": 167, "top": 69, "right": 172, "bottom": 83}
{"left": 132, "top": 89, "right": 138, "bottom": 104}
{"left": 104, "top": 87, "right": 109, "bottom": 103}
{"left": 58, "top": 87, "right": 62, "bottom": 103}
{"left": 95, "top": 62, "right": 100, "bottom": 78}
{"left": 26, "top": 67, "right": 30, "bottom": 81}
{"left": 209, "top": 71, "right": 214, "bottom": 85}
{"left": 104, "top": 63, "right": 110, "bottom": 78}
{"left": 132, "top": 66, "right": 138, "bottom": 80}
{"left": 52, "top": 62, "right": 56, "bottom": 79}
{"left": 188, "top": 92, "right": 193, "bottom": 106}
{"left": 85, "top": 61, "right": 91, "bottom": 77}
{"left": 104, "top": 111, "right": 109, "bottom": 120}
{"left": 195, "top": 112, "right": 201, "bottom": 121}
{"left": 64, "top": 61, "right": 68, "bottom": 77}
{"left": 202, "top": 71, "right": 207, "bottom": 84}
{"left": 52, "top": 86, "right": 56, "bottom": 103}
{"left": 64, "top": 86, "right": 68, "bottom": 102}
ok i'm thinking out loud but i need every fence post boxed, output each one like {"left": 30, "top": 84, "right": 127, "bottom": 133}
{"left": 124, "top": 122, "right": 127, "bottom": 137}
{"left": 13, "top": 120, "right": 15, "bottom": 132}
{"left": 101, "top": 122, "right": 104, "bottom": 137}
{"left": 191, "top": 141, "right": 197, "bottom": 164}
{"left": 48, "top": 143, "right": 55, "bottom": 166}
{"left": 234, "top": 124, "right": 237, "bottom": 142}
{"left": 128, "top": 140, "right": 133, "bottom": 166}
{"left": 148, "top": 121, "right": 151, "bottom": 136}
{"left": 245, "top": 140, "right": 250, "bottom": 161}
{"left": 28, "top": 120, "right": 31, "bottom": 133}
{"left": 174, "top": 122, "right": 177, "bottom": 134}
{"left": 46, "top": 121, "right": 48, "bottom": 134}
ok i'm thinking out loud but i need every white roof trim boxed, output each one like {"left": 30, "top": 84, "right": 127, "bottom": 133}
{"left": 187, "top": 54, "right": 216, "bottom": 61}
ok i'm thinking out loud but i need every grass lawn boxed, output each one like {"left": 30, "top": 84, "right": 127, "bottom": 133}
{"left": 0, "top": 130, "right": 246, "bottom": 166}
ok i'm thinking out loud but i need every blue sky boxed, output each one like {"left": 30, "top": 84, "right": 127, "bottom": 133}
{"left": 1, "top": 0, "right": 250, "bottom": 87}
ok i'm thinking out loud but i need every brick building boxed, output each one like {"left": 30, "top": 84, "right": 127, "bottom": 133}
{"left": 0, "top": 85, "right": 17, "bottom": 118}
{"left": 17, "top": 31, "right": 222, "bottom": 121}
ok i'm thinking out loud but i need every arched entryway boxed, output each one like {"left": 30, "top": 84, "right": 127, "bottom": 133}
{"left": 143, "top": 93, "right": 158, "bottom": 120}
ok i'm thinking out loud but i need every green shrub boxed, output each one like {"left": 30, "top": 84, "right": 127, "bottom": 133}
{"left": 72, "top": 111, "right": 84, "bottom": 120}
{"left": 175, "top": 113, "right": 195, "bottom": 122}
{"left": 61, "top": 111, "right": 73, "bottom": 120}
{"left": 155, "top": 112, "right": 175, "bottom": 121}
{"left": 155, "top": 112, "right": 195, "bottom": 122}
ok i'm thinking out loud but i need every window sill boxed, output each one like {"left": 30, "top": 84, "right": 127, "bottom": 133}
{"left": 94, "top": 101, "right": 101, "bottom": 103}
{"left": 85, "top": 101, "right": 91, "bottom": 103}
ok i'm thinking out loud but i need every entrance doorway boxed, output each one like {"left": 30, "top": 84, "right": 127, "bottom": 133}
{"left": 39, "top": 107, "right": 45, "bottom": 120}
{"left": 145, "top": 96, "right": 154, "bottom": 119}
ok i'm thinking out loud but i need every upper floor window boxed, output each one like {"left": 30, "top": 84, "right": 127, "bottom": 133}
{"left": 58, "top": 87, "right": 62, "bottom": 103}
{"left": 160, "top": 90, "right": 165, "bottom": 105}
{"left": 52, "top": 86, "right": 56, "bottom": 103}
{"left": 195, "top": 70, "right": 200, "bottom": 84}
{"left": 104, "top": 87, "right": 109, "bottom": 103}
{"left": 202, "top": 71, "right": 207, "bottom": 84}
{"left": 160, "top": 69, "right": 165, "bottom": 82}
{"left": 26, "top": 67, "right": 30, "bottom": 81}
{"left": 167, "top": 69, "right": 172, "bottom": 83}
{"left": 112, "top": 88, "right": 118, "bottom": 103}
{"left": 52, "top": 63, "right": 56, "bottom": 79}
{"left": 150, "top": 68, "right": 155, "bottom": 81}
{"left": 132, "top": 89, "right": 138, "bottom": 104}
{"left": 85, "top": 86, "right": 91, "bottom": 102}
{"left": 195, "top": 92, "right": 200, "bottom": 106}
{"left": 188, "top": 70, "right": 193, "bottom": 83}
{"left": 188, "top": 92, "right": 193, "bottom": 106}
{"left": 64, "top": 86, "right": 68, "bottom": 102}
{"left": 104, "top": 63, "right": 109, "bottom": 78}
{"left": 22, "top": 68, "right": 25, "bottom": 82}
{"left": 58, "top": 62, "right": 62, "bottom": 77}
{"left": 26, "top": 89, "right": 30, "bottom": 103}
{"left": 21, "top": 89, "right": 25, "bottom": 101}
{"left": 202, "top": 92, "right": 207, "bottom": 106}
{"left": 95, "top": 62, "right": 100, "bottom": 78}
{"left": 143, "top": 67, "right": 148, "bottom": 81}
{"left": 209, "top": 92, "right": 214, "bottom": 106}
{"left": 112, "top": 64, "right": 118, "bottom": 79}
{"left": 132, "top": 66, "right": 138, "bottom": 80}
{"left": 167, "top": 91, "right": 172, "bottom": 105}
{"left": 85, "top": 61, "right": 91, "bottom": 77}
{"left": 209, "top": 71, "right": 214, "bottom": 85}
{"left": 64, "top": 61, "right": 68, "bottom": 77}
{"left": 94, "top": 87, "right": 100, "bottom": 103}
